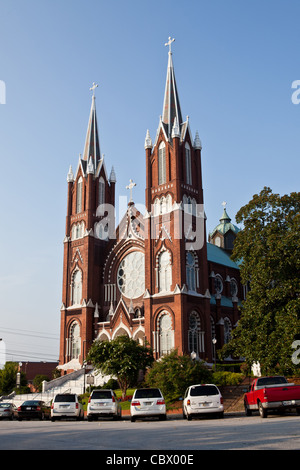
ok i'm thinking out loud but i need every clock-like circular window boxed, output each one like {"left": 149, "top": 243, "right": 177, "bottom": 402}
{"left": 117, "top": 251, "right": 145, "bottom": 299}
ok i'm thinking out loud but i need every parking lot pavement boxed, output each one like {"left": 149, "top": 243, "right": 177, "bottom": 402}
{"left": 0, "top": 412, "right": 299, "bottom": 450}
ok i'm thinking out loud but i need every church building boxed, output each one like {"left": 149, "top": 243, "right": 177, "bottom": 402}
{"left": 58, "top": 39, "right": 242, "bottom": 372}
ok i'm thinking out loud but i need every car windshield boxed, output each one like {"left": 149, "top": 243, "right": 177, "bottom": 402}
{"left": 91, "top": 391, "right": 112, "bottom": 399}
{"left": 54, "top": 394, "right": 76, "bottom": 402}
{"left": 22, "top": 401, "right": 40, "bottom": 406}
{"left": 134, "top": 389, "right": 162, "bottom": 399}
{"left": 190, "top": 385, "right": 219, "bottom": 396}
{"left": 0, "top": 403, "right": 10, "bottom": 408}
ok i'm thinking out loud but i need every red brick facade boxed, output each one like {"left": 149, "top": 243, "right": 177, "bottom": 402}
{"left": 58, "top": 47, "right": 242, "bottom": 372}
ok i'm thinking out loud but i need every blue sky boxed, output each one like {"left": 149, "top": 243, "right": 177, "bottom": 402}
{"left": 0, "top": 0, "right": 299, "bottom": 364}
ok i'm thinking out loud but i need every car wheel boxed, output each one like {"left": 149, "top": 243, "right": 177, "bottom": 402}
{"left": 131, "top": 416, "right": 136, "bottom": 422}
{"left": 258, "top": 401, "right": 267, "bottom": 418}
{"left": 187, "top": 413, "right": 192, "bottom": 421}
{"left": 159, "top": 414, "right": 166, "bottom": 421}
{"left": 244, "top": 401, "right": 252, "bottom": 416}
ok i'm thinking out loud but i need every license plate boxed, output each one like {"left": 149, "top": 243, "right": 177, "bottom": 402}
{"left": 283, "top": 400, "right": 292, "bottom": 406}
{"left": 145, "top": 402, "right": 152, "bottom": 405}
{"left": 26, "top": 407, "right": 32, "bottom": 410}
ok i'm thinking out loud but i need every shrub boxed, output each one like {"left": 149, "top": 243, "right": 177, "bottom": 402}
{"left": 144, "top": 350, "right": 212, "bottom": 403}
{"left": 212, "top": 371, "right": 244, "bottom": 386}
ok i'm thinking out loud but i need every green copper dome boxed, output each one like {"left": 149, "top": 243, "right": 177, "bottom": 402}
{"left": 209, "top": 207, "right": 240, "bottom": 238}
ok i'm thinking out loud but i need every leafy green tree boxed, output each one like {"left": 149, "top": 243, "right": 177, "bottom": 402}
{"left": 33, "top": 375, "right": 49, "bottom": 392}
{"left": 144, "top": 350, "right": 212, "bottom": 403}
{"left": 222, "top": 187, "right": 300, "bottom": 374}
{"left": 0, "top": 362, "right": 28, "bottom": 395}
{"left": 86, "top": 335, "right": 154, "bottom": 399}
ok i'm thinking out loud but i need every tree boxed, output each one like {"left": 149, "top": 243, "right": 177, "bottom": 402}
{"left": 33, "top": 375, "right": 49, "bottom": 392}
{"left": 144, "top": 350, "right": 212, "bottom": 403}
{"left": 86, "top": 335, "right": 154, "bottom": 399}
{"left": 0, "top": 362, "right": 28, "bottom": 395}
{"left": 222, "top": 187, "right": 300, "bottom": 374}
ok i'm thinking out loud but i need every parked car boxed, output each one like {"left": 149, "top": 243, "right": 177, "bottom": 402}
{"left": 244, "top": 376, "right": 300, "bottom": 418}
{"left": 51, "top": 393, "right": 84, "bottom": 421}
{"left": 182, "top": 384, "right": 224, "bottom": 420}
{"left": 87, "top": 389, "right": 121, "bottom": 421}
{"left": 0, "top": 402, "right": 17, "bottom": 420}
{"left": 17, "top": 400, "right": 51, "bottom": 421}
{"left": 130, "top": 388, "right": 166, "bottom": 422}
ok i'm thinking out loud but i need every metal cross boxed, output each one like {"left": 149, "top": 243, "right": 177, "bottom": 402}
{"left": 165, "top": 36, "right": 175, "bottom": 53}
{"left": 126, "top": 179, "right": 136, "bottom": 202}
{"left": 90, "top": 82, "right": 99, "bottom": 96}
{"left": 222, "top": 201, "right": 227, "bottom": 209}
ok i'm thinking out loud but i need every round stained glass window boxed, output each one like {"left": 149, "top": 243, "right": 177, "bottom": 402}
{"left": 117, "top": 251, "right": 145, "bottom": 299}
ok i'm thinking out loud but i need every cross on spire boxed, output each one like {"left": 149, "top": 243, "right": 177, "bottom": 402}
{"left": 90, "top": 82, "right": 98, "bottom": 97}
{"left": 165, "top": 36, "right": 175, "bottom": 54}
{"left": 126, "top": 179, "right": 136, "bottom": 203}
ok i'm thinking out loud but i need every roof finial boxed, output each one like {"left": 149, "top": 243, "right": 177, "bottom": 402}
{"left": 165, "top": 36, "right": 175, "bottom": 54}
{"left": 90, "top": 82, "right": 98, "bottom": 97}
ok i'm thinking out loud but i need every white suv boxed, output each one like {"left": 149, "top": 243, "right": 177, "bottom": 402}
{"left": 51, "top": 393, "right": 84, "bottom": 421}
{"left": 183, "top": 384, "right": 224, "bottom": 420}
{"left": 130, "top": 388, "right": 166, "bottom": 422}
{"left": 87, "top": 389, "right": 121, "bottom": 421}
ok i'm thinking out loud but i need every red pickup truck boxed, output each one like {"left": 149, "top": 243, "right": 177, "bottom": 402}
{"left": 244, "top": 376, "right": 300, "bottom": 418}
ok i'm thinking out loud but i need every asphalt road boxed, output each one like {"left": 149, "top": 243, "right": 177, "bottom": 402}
{"left": 1, "top": 413, "right": 300, "bottom": 452}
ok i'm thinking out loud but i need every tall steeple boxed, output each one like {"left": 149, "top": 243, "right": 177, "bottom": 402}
{"left": 162, "top": 37, "right": 183, "bottom": 139}
{"left": 82, "top": 83, "right": 101, "bottom": 170}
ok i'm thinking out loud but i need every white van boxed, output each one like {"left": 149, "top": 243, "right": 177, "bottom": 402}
{"left": 183, "top": 384, "right": 224, "bottom": 420}
{"left": 51, "top": 393, "right": 84, "bottom": 421}
{"left": 87, "top": 389, "right": 121, "bottom": 421}
{"left": 130, "top": 388, "right": 166, "bottom": 422}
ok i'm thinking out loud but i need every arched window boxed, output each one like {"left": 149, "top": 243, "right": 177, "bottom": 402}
{"left": 188, "top": 311, "right": 203, "bottom": 355}
{"left": 153, "top": 198, "right": 160, "bottom": 216}
{"left": 230, "top": 278, "right": 238, "bottom": 297}
{"left": 158, "top": 250, "right": 172, "bottom": 292}
{"left": 224, "top": 318, "right": 232, "bottom": 344}
{"left": 214, "top": 274, "right": 223, "bottom": 295}
{"left": 158, "top": 312, "right": 174, "bottom": 357}
{"left": 70, "top": 322, "right": 81, "bottom": 359}
{"left": 99, "top": 176, "right": 105, "bottom": 206}
{"left": 160, "top": 196, "right": 166, "bottom": 214}
{"left": 72, "top": 269, "right": 82, "bottom": 305}
{"left": 166, "top": 194, "right": 172, "bottom": 212}
{"left": 185, "top": 143, "right": 192, "bottom": 185}
{"left": 76, "top": 177, "right": 83, "bottom": 214}
{"left": 158, "top": 141, "right": 166, "bottom": 185}
{"left": 186, "top": 252, "right": 196, "bottom": 291}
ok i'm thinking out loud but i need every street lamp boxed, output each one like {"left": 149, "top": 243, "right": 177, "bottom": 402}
{"left": 212, "top": 337, "right": 217, "bottom": 369}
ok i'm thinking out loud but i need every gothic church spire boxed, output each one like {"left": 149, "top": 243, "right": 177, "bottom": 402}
{"left": 162, "top": 37, "right": 183, "bottom": 138}
{"left": 82, "top": 84, "right": 101, "bottom": 170}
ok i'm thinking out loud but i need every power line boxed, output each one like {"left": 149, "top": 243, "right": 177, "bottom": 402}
{"left": 5, "top": 348, "right": 58, "bottom": 358}
{"left": 0, "top": 326, "right": 59, "bottom": 340}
